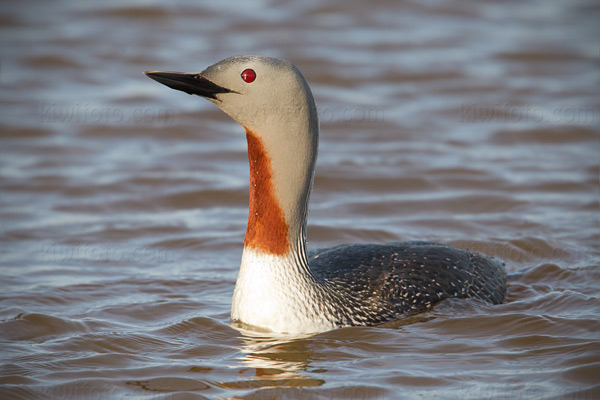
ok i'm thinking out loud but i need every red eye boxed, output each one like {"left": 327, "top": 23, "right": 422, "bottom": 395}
{"left": 241, "top": 69, "right": 256, "bottom": 83}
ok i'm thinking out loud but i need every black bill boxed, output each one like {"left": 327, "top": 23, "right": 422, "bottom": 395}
{"left": 144, "top": 71, "right": 235, "bottom": 99}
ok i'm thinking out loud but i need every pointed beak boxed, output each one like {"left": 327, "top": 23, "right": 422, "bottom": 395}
{"left": 144, "top": 71, "right": 235, "bottom": 99}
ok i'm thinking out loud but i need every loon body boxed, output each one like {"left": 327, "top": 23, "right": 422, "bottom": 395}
{"left": 145, "top": 56, "right": 506, "bottom": 334}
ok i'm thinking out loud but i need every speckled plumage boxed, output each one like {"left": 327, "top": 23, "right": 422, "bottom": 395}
{"left": 308, "top": 241, "right": 506, "bottom": 326}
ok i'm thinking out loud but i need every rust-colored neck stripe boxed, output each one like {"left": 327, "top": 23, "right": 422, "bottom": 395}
{"left": 244, "top": 129, "right": 289, "bottom": 255}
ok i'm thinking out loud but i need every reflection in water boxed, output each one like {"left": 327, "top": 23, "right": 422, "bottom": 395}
{"left": 231, "top": 324, "right": 324, "bottom": 389}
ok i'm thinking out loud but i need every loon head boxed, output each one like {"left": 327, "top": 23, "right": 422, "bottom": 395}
{"left": 145, "top": 55, "right": 318, "bottom": 142}
{"left": 145, "top": 56, "right": 319, "bottom": 257}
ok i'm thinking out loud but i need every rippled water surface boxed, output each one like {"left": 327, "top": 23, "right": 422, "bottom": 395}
{"left": 1, "top": 0, "right": 599, "bottom": 399}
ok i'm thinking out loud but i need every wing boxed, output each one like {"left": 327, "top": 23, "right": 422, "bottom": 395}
{"left": 308, "top": 241, "right": 506, "bottom": 324}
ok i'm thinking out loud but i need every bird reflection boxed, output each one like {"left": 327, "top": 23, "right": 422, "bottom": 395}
{"left": 231, "top": 322, "right": 325, "bottom": 387}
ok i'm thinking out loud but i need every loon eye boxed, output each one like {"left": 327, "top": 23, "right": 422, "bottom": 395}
{"left": 241, "top": 69, "right": 256, "bottom": 83}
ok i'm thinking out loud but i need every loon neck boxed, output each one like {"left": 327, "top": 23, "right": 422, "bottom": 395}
{"left": 243, "top": 128, "right": 315, "bottom": 263}
{"left": 235, "top": 126, "right": 327, "bottom": 333}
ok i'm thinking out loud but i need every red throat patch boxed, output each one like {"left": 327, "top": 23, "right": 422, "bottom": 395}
{"left": 244, "top": 129, "right": 289, "bottom": 255}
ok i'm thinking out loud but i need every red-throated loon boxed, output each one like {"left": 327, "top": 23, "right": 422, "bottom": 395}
{"left": 145, "top": 55, "right": 506, "bottom": 334}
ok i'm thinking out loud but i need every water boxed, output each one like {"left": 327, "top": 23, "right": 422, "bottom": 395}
{"left": 1, "top": 0, "right": 599, "bottom": 399}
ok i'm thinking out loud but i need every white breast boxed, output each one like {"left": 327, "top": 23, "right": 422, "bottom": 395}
{"left": 231, "top": 248, "right": 337, "bottom": 334}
